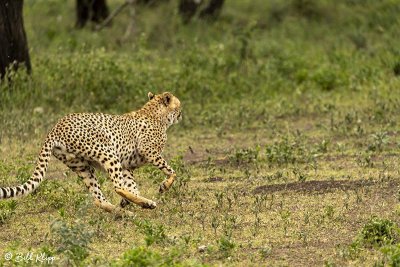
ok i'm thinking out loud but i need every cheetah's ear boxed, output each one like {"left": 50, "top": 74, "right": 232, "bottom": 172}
{"left": 163, "top": 93, "right": 172, "bottom": 106}
{"left": 148, "top": 92, "right": 154, "bottom": 100}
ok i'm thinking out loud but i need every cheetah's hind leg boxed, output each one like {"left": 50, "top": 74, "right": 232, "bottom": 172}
{"left": 104, "top": 162, "right": 157, "bottom": 209}
{"left": 68, "top": 159, "right": 135, "bottom": 217}
{"left": 115, "top": 188, "right": 157, "bottom": 209}
{"left": 118, "top": 170, "right": 157, "bottom": 209}
{"left": 119, "top": 169, "right": 137, "bottom": 208}
{"left": 53, "top": 149, "right": 134, "bottom": 217}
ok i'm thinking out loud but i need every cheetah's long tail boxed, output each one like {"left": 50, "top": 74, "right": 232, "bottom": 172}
{"left": 0, "top": 140, "right": 54, "bottom": 199}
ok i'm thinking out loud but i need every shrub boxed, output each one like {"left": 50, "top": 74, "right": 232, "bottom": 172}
{"left": 381, "top": 244, "right": 400, "bottom": 266}
{"left": 359, "top": 217, "right": 398, "bottom": 247}
{"left": 115, "top": 247, "right": 164, "bottom": 267}
{"left": 50, "top": 219, "right": 93, "bottom": 265}
{"left": 229, "top": 146, "right": 260, "bottom": 166}
{"left": 218, "top": 236, "right": 236, "bottom": 258}
{"left": 113, "top": 246, "right": 207, "bottom": 267}
{"left": 367, "top": 131, "right": 389, "bottom": 152}
{"left": 136, "top": 220, "right": 168, "bottom": 247}
{"left": 0, "top": 200, "right": 17, "bottom": 224}
{"left": 265, "top": 134, "right": 311, "bottom": 166}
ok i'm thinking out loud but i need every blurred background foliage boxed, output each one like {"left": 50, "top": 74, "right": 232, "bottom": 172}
{"left": 0, "top": 0, "right": 399, "bottom": 140}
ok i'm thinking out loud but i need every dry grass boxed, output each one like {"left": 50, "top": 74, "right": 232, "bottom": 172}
{"left": 0, "top": 1, "right": 399, "bottom": 265}
{"left": 0, "top": 103, "right": 399, "bottom": 266}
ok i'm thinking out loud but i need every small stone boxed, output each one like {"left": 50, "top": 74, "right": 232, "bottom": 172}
{"left": 33, "top": 107, "right": 44, "bottom": 114}
{"left": 198, "top": 245, "right": 207, "bottom": 253}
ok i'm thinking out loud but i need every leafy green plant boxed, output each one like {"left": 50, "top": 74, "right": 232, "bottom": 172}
{"left": 218, "top": 236, "right": 236, "bottom": 258}
{"left": 356, "top": 152, "right": 374, "bottom": 168}
{"left": 0, "top": 200, "right": 17, "bottom": 224}
{"left": 316, "top": 139, "right": 329, "bottom": 153}
{"left": 367, "top": 131, "right": 390, "bottom": 152}
{"left": 324, "top": 205, "right": 335, "bottom": 220}
{"left": 312, "top": 68, "right": 339, "bottom": 91}
{"left": 337, "top": 241, "right": 362, "bottom": 260}
{"left": 266, "top": 134, "right": 311, "bottom": 166}
{"left": 229, "top": 146, "right": 260, "bottom": 166}
{"left": 136, "top": 220, "right": 168, "bottom": 246}
{"left": 381, "top": 243, "right": 400, "bottom": 266}
{"left": 50, "top": 219, "right": 93, "bottom": 264}
{"left": 112, "top": 246, "right": 203, "bottom": 267}
{"left": 211, "top": 216, "right": 220, "bottom": 235}
{"left": 343, "top": 216, "right": 399, "bottom": 259}
{"left": 169, "top": 154, "right": 191, "bottom": 197}
{"left": 359, "top": 218, "right": 398, "bottom": 247}
{"left": 114, "top": 246, "right": 164, "bottom": 267}
{"left": 214, "top": 192, "right": 225, "bottom": 210}
{"left": 292, "top": 167, "right": 307, "bottom": 182}
{"left": 349, "top": 32, "right": 367, "bottom": 50}
{"left": 33, "top": 180, "right": 70, "bottom": 209}
{"left": 15, "top": 165, "right": 32, "bottom": 183}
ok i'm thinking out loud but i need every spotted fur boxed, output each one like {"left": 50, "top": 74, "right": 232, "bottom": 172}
{"left": 0, "top": 92, "right": 182, "bottom": 216}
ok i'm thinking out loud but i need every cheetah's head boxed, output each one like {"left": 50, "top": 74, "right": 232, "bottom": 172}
{"left": 147, "top": 92, "right": 182, "bottom": 126}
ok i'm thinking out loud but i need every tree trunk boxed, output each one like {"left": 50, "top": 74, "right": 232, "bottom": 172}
{"left": 0, "top": 0, "right": 31, "bottom": 79}
{"left": 178, "top": 0, "right": 199, "bottom": 24}
{"left": 199, "top": 0, "right": 224, "bottom": 20}
{"left": 136, "top": 0, "right": 169, "bottom": 6}
{"left": 179, "top": 0, "right": 224, "bottom": 23}
{"left": 76, "top": 0, "right": 109, "bottom": 28}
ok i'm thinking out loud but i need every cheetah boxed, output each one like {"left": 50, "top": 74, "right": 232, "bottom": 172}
{"left": 0, "top": 92, "right": 182, "bottom": 216}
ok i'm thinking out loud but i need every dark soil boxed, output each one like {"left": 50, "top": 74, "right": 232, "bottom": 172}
{"left": 253, "top": 179, "right": 383, "bottom": 194}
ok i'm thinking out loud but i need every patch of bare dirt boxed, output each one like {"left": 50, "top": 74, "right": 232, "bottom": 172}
{"left": 183, "top": 146, "right": 229, "bottom": 165}
{"left": 253, "top": 179, "right": 389, "bottom": 194}
{"left": 183, "top": 146, "right": 204, "bottom": 164}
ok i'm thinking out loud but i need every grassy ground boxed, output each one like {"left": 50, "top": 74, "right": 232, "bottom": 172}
{"left": 0, "top": 0, "right": 400, "bottom": 266}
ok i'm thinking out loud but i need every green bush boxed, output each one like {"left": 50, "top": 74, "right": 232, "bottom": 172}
{"left": 113, "top": 246, "right": 206, "bottom": 267}
{"left": 229, "top": 146, "right": 260, "bottom": 166}
{"left": 265, "top": 134, "right": 310, "bottom": 166}
{"left": 136, "top": 220, "right": 169, "bottom": 246}
{"left": 0, "top": 0, "right": 398, "bottom": 141}
{"left": 50, "top": 219, "right": 93, "bottom": 264}
{"left": 115, "top": 247, "right": 164, "bottom": 267}
{"left": 381, "top": 244, "right": 400, "bottom": 267}
{"left": 0, "top": 200, "right": 17, "bottom": 224}
{"left": 359, "top": 218, "right": 398, "bottom": 247}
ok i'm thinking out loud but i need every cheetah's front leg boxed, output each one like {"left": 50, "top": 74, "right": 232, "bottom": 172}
{"left": 146, "top": 155, "right": 176, "bottom": 193}
{"left": 159, "top": 173, "right": 176, "bottom": 193}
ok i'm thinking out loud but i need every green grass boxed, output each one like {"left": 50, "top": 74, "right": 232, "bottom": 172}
{"left": 0, "top": 0, "right": 400, "bottom": 266}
